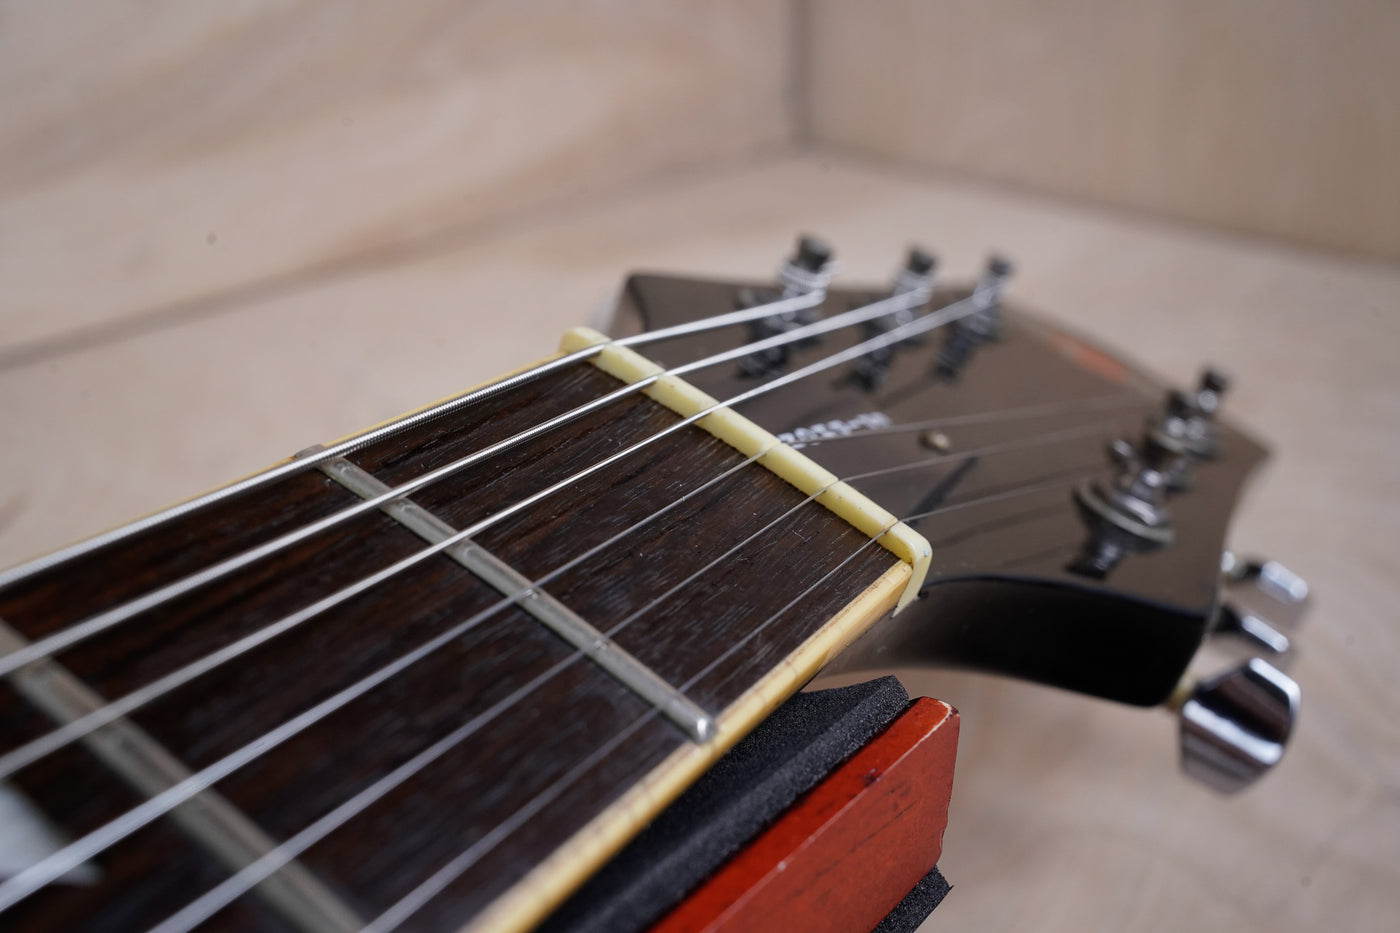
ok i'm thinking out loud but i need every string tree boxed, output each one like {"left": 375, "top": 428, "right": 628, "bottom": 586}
{"left": 737, "top": 234, "right": 836, "bottom": 379}
{"left": 935, "top": 253, "right": 1013, "bottom": 380}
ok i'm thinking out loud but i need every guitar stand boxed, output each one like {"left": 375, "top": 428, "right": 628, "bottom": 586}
{"left": 540, "top": 676, "right": 960, "bottom": 933}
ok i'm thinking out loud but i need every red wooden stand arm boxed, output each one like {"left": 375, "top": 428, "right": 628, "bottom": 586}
{"left": 649, "top": 697, "right": 960, "bottom": 933}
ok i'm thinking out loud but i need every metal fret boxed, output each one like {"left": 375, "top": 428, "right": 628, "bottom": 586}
{"left": 314, "top": 455, "right": 716, "bottom": 744}
{"left": 0, "top": 621, "right": 362, "bottom": 933}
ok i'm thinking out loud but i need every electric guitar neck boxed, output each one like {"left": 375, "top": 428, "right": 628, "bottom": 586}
{"left": 0, "top": 237, "right": 1305, "bottom": 932}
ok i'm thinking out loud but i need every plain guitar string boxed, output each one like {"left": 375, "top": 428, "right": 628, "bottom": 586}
{"left": 222, "top": 462, "right": 1108, "bottom": 933}
{"left": 0, "top": 285, "right": 1142, "bottom": 913}
{"left": 0, "top": 280, "right": 984, "bottom": 909}
{"left": 0, "top": 281, "right": 1148, "bottom": 907}
{"left": 0, "top": 415, "right": 1120, "bottom": 783}
{"left": 364, "top": 457, "right": 1113, "bottom": 933}
{"left": 142, "top": 459, "right": 1107, "bottom": 933}
{"left": 0, "top": 283, "right": 943, "bottom": 679}
{"left": 0, "top": 416, "right": 1132, "bottom": 916}
{"left": 320, "top": 464, "right": 1117, "bottom": 933}
{"left": 365, "top": 537, "right": 897, "bottom": 933}
{"left": 0, "top": 282, "right": 837, "bottom": 590}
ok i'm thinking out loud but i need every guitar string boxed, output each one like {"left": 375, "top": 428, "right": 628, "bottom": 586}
{"left": 364, "top": 537, "right": 892, "bottom": 933}
{"left": 0, "top": 289, "right": 998, "bottom": 772}
{"left": 793, "top": 392, "right": 1145, "bottom": 447}
{"left": 0, "top": 417, "right": 1119, "bottom": 781}
{"left": 0, "top": 450, "right": 764, "bottom": 781}
{"left": 0, "top": 294, "right": 992, "bottom": 909}
{"left": 0, "top": 415, "right": 1121, "bottom": 915}
{"left": 140, "top": 463, "right": 1101, "bottom": 933}
{"left": 360, "top": 452, "right": 1112, "bottom": 933}
{"left": 0, "top": 283, "right": 942, "bottom": 679}
{"left": 342, "top": 459, "right": 1107, "bottom": 933}
{"left": 0, "top": 271, "right": 1149, "bottom": 912}
{"left": 295, "top": 459, "right": 1112, "bottom": 933}
{"left": 0, "top": 280, "right": 837, "bottom": 590}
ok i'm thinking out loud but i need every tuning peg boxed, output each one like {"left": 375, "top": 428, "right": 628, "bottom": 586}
{"left": 1195, "top": 366, "right": 1230, "bottom": 417}
{"left": 779, "top": 234, "right": 836, "bottom": 302}
{"left": 1068, "top": 433, "right": 1185, "bottom": 577}
{"left": 1215, "top": 602, "right": 1291, "bottom": 655}
{"left": 888, "top": 246, "right": 938, "bottom": 341}
{"left": 738, "top": 236, "right": 837, "bottom": 379}
{"left": 1208, "top": 553, "right": 1309, "bottom": 669}
{"left": 793, "top": 234, "right": 834, "bottom": 274}
{"left": 1147, "top": 367, "right": 1231, "bottom": 490}
{"left": 1222, "top": 553, "right": 1309, "bottom": 605}
{"left": 936, "top": 254, "right": 1013, "bottom": 379}
{"left": 1175, "top": 658, "right": 1299, "bottom": 793}
{"left": 847, "top": 247, "right": 940, "bottom": 391}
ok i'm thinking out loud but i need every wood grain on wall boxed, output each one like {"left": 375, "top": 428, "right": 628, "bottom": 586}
{"left": 0, "top": 1, "right": 794, "bottom": 355}
{"left": 805, "top": 0, "right": 1400, "bottom": 261}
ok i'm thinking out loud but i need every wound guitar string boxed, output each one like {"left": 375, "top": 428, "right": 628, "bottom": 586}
{"left": 18, "top": 442, "right": 1116, "bottom": 933}
{"left": 142, "top": 458, "right": 1109, "bottom": 933}
{"left": 0, "top": 272, "right": 1151, "bottom": 924}
{"left": 0, "top": 307, "right": 1124, "bottom": 784}
{"left": 0, "top": 416, "right": 1123, "bottom": 919}
{"left": 347, "top": 451, "right": 1114, "bottom": 933}
{"left": 0, "top": 285, "right": 940, "bottom": 679}
{"left": 0, "top": 283, "right": 838, "bottom": 591}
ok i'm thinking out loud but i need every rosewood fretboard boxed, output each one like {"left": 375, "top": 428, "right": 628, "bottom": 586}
{"left": 0, "top": 354, "right": 901, "bottom": 932}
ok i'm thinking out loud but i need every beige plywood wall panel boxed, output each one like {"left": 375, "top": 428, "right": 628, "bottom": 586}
{"left": 0, "top": 1, "right": 793, "bottom": 356}
{"left": 805, "top": 0, "right": 1400, "bottom": 261}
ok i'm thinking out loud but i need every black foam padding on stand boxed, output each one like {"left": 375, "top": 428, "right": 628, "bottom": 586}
{"left": 873, "top": 865, "right": 952, "bottom": 933}
{"left": 539, "top": 676, "right": 913, "bottom": 933}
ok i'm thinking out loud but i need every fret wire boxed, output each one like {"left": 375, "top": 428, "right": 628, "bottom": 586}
{"left": 137, "top": 464, "right": 1093, "bottom": 933}
{"left": 0, "top": 449, "right": 766, "bottom": 782}
{"left": 117, "top": 447, "right": 1105, "bottom": 933}
{"left": 361, "top": 463, "right": 1108, "bottom": 932}
{"left": 0, "top": 397, "right": 1127, "bottom": 782}
{"left": 0, "top": 283, "right": 837, "bottom": 592}
{"left": 0, "top": 284, "right": 943, "bottom": 680}
{"left": 0, "top": 400, "right": 1109, "bottom": 914}
{"left": 367, "top": 534, "right": 893, "bottom": 933}
{"left": 364, "top": 714, "right": 658, "bottom": 933}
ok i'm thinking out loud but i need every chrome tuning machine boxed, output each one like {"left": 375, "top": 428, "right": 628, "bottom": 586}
{"left": 935, "top": 254, "right": 1012, "bottom": 380}
{"left": 1173, "top": 657, "right": 1300, "bottom": 794}
{"left": 848, "top": 246, "right": 938, "bottom": 391}
{"left": 1146, "top": 368, "right": 1230, "bottom": 490}
{"left": 737, "top": 235, "right": 836, "bottom": 378}
{"left": 1173, "top": 553, "right": 1309, "bottom": 791}
{"left": 1068, "top": 431, "right": 1185, "bottom": 578}
{"left": 1209, "top": 553, "right": 1310, "bottom": 667}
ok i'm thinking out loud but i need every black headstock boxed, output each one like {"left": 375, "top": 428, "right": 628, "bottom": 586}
{"left": 608, "top": 263, "right": 1271, "bottom": 710}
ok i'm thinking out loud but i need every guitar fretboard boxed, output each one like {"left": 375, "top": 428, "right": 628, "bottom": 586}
{"left": 0, "top": 355, "right": 902, "bottom": 932}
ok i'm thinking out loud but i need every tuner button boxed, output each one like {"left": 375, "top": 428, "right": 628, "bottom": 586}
{"left": 1178, "top": 658, "right": 1299, "bottom": 794}
{"left": 1224, "top": 554, "right": 1310, "bottom": 605}
{"left": 1216, "top": 602, "right": 1291, "bottom": 655}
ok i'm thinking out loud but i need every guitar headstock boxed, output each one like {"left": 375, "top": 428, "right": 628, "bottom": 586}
{"left": 606, "top": 238, "right": 1306, "bottom": 791}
